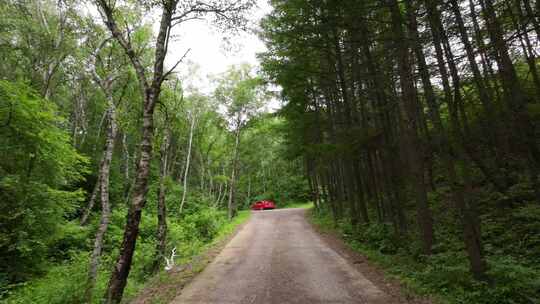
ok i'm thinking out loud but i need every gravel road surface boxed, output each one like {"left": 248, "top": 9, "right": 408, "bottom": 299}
{"left": 171, "top": 208, "right": 392, "bottom": 304}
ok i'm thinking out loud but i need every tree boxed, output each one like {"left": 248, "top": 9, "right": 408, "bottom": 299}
{"left": 260, "top": 0, "right": 540, "bottom": 285}
{"left": 0, "top": 80, "right": 87, "bottom": 283}
{"left": 84, "top": 37, "right": 130, "bottom": 301}
{"left": 95, "top": 1, "right": 253, "bottom": 301}
{"left": 152, "top": 80, "right": 183, "bottom": 273}
{"left": 179, "top": 94, "right": 203, "bottom": 213}
{"left": 214, "top": 64, "right": 266, "bottom": 219}
{"left": 388, "top": 0, "right": 434, "bottom": 255}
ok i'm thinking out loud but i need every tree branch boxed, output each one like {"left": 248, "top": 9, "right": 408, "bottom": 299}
{"left": 162, "top": 48, "right": 191, "bottom": 83}
{"left": 95, "top": 0, "right": 150, "bottom": 91}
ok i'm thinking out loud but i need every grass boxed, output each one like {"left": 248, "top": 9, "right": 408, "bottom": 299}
{"left": 130, "top": 210, "right": 251, "bottom": 304}
{"left": 280, "top": 201, "right": 314, "bottom": 209}
{"left": 307, "top": 209, "right": 441, "bottom": 302}
{"left": 211, "top": 210, "right": 251, "bottom": 243}
{"left": 307, "top": 209, "right": 540, "bottom": 304}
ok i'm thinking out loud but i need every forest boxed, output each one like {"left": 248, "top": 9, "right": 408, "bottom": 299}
{"left": 0, "top": 1, "right": 307, "bottom": 303}
{"left": 1, "top": 0, "right": 540, "bottom": 303}
{"left": 259, "top": 0, "right": 540, "bottom": 303}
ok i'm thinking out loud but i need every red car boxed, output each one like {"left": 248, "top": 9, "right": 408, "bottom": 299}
{"left": 251, "top": 200, "right": 276, "bottom": 210}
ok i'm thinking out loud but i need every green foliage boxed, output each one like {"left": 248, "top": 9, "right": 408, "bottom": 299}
{"left": 183, "top": 209, "right": 227, "bottom": 242}
{"left": 482, "top": 256, "right": 540, "bottom": 303}
{"left": 481, "top": 203, "right": 540, "bottom": 265}
{"left": 358, "top": 223, "right": 400, "bottom": 254}
{"left": 214, "top": 64, "right": 266, "bottom": 123}
{"left": 1, "top": 1, "right": 273, "bottom": 303}
{"left": 5, "top": 199, "right": 250, "bottom": 303}
{"left": 4, "top": 252, "right": 90, "bottom": 304}
{"left": 0, "top": 80, "right": 87, "bottom": 285}
{"left": 48, "top": 221, "right": 91, "bottom": 261}
{"left": 310, "top": 209, "right": 540, "bottom": 304}
{"left": 235, "top": 115, "right": 309, "bottom": 208}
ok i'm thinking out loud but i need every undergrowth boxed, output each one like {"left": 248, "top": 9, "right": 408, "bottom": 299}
{"left": 281, "top": 201, "right": 314, "bottom": 209}
{"left": 136, "top": 210, "right": 251, "bottom": 304}
{"left": 4, "top": 206, "right": 251, "bottom": 304}
{"left": 309, "top": 206, "right": 540, "bottom": 304}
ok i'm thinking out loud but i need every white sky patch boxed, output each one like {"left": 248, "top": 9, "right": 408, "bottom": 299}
{"left": 165, "top": 0, "right": 273, "bottom": 92}
{"left": 164, "top": 0, "right": 281, "bottom": 113}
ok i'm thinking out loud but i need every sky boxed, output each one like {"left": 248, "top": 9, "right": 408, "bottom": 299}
{"left": 164, "top": 0, "right": 273, "bottom": 93}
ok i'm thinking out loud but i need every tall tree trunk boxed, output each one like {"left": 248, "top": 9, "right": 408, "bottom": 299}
{"left": 199, "top": 150, "right": 206, "bottom": 192}
{"left": 511, "top": 1, "right": 540, "bottom": 97}
{"left": 180, "top": 111, "right": 197, "bottom": 213}
{"left": 153, "top": 127, "right": 171, "bottom": 273}
{"left": 105, "top": 100, "right": 156, "bottom": 303}
{"left": 80, "top": 176, "right": 99, "bottom": 226}
{"left": 521, "top": 0, "right": 540, "bottom": 38}
{"left": 228, "top": 124, "right": 241, "bottom": 220}
{"left": 85, "top": 95, "right": 117, "bottom": 302}
{"left": 481, "top": 0, "right": 540, "bottom": 201}
{"left": 389, "top": 0, "right": 434, "bottom": 255}
{"left": 449, "top": 0, "right": 500, "bottom": 146}
{"left": 469, "top": 0, "right": 502, "bottom": 104}
{"left": 122, "top": 133, "right": 131, "bottom": 203}
{"left": 425, "top": 0, "right": 488, "bottom": 280}
{"left": 97, "top": 0, "right": 175, "bottom": 301}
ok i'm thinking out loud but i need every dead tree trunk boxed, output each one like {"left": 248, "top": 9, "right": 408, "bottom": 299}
{"left": 228, "top": 124, "right": 241, "bottom": 220}
{"left": 180, "top": 110, "right": 197, "bottom": 213}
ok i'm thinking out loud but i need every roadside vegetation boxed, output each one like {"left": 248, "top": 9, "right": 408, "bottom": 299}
{"left": 6, "top": 207, "right": 249, "bottom": 304}
{"left": 310, "top": 208, "right": 539, "bottom": 304}
{"left": 260, "top": 1, "right": 540, "bottom": 303}
{"left": 0, "top": 1, "right": 306, "bottom": 303}
{"left": 280, "top": 202, "right": 314, "bottom": 209}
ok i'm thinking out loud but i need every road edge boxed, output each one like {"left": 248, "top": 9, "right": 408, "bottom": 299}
{"left": 305, "top": 209, "right": 435, "bottom": 304}
{"left": 129, "top": 212, "right": 252, "bottom": 304}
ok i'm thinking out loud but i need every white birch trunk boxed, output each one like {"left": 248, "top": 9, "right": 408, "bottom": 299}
{"left": 179, "top": 111, "right": 197, "bottom": 213}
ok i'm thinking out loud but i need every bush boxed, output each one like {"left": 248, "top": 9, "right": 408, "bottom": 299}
{"left": 481, "top": 256, "right": 540, "bottom": 304}
{"left": 0, "top": 80, "right": 88, "bottom": 285}
{"left": 310, "top": 208, "right": 540, "bottom": 304}
{"left": 359, "top": 223, "right": 399, "bottom": 254}
{"left": 183, "top": 208, "right": 227, "bottom": 242}
{"left": 5, "top": 252, "right": 89, "bottom": 304}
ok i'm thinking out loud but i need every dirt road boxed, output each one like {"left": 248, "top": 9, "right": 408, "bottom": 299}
{"left": 172, "top": 208, "right": 392, "bottom": 304}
